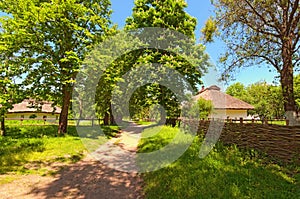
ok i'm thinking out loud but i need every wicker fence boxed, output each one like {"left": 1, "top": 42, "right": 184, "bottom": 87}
{"left": 191, "top": 120, "right": 300, "bottom": 164}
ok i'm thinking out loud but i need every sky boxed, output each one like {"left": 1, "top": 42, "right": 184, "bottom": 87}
{"left": 110, "top": 0, "right": 279, "bottom": 89}
{"left": 1, "top": 0, "right": 279, "bottom": 89}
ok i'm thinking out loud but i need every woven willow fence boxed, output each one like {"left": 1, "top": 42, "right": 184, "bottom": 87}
{"left": 184, "top": 120, "right": 300, "bottom": 164}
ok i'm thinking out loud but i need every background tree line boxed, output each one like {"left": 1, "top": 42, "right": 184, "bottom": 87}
{"left": 226, "top": 74, "right": 300, "bottom": 119}
{"left": 0, "top": 0, "right": 210, "bottom": 135}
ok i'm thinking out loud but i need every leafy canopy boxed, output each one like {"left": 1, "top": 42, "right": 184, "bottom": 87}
{"left": 0, "top": 0, "right": 113, "bottom": 133}
{"left": 204, "top": 0, "right": 300, "bottom": 115}
{"left": 122, "top": 0, "right": 210, "bottom": 119}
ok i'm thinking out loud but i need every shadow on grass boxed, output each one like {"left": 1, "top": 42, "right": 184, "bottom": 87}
{"left": 0, "top": 126, "right": 82, "bottom": 174}
{"left": 141, "top": 138, "right": 300, "bottom": 199}
{"left": 0, "top": 137, "right": 45, "bottom": 174}
{"left": 6, "top": 124, "right": 120, "bottom": 139}
{"left": 0, "top": 124, "right": 122, "bottom": 175}
{"left": 136, "top": 126, "right": 300, "bottom": 198}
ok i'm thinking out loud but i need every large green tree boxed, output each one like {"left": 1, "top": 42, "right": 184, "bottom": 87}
{"left": 181, "top": 95, "right": 213, "bottom": 119}
{"left": 226, "top": 82, "right": 284, "bottom": 119}
{"left": 123, "top": 0, "right": 210, "bottom": 121}
{"left": 204, "top": 0, "right": 300, "bottom": 122}
{"left": 0, "top": 0, "right": 113, "bottom": 133}
{"left": 225, "top": 82, "right": 248, "bottom": 102}
{"left": 0, "top": 54, "right": 23, "bottom": 135}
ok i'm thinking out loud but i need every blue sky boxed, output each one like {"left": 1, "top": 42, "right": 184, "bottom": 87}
{"left": 1, "top": 0, "right": 279, "bottom": 88}
{"left": 110, "top": 0, "right": 279, "bottom": 88}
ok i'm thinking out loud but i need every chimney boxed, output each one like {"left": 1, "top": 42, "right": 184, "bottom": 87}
{"left": 201, "top": 85, "right": 205, "bottom": 91}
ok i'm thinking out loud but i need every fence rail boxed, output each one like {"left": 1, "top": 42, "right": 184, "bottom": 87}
{"left": 5, "top": 117, "right": 290, "bottom": 126}
{"left": 5, "top": 118, "right": 105, "bottom": 126}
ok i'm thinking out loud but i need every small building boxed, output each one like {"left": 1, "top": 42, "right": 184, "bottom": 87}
{"left": 3, "top": 99, "right": 61, "bottom": 120}
{"left": 193, "top": 85, "right": 254, "bottom": 119}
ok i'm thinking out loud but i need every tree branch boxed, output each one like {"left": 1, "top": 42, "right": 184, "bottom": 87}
{"left": 288, "top": 0, "right": 299, "bottom": 32}
{"left": 243, "top": 0, "right": 282, "bottom": 36}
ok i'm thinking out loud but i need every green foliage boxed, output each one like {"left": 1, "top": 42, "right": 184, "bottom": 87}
{"left": 294, "top": 74, "right": 300, "bottom": 112}
{"left": 126, "top": 0, "right": 197, "bottom": 39}
{"left": 29, "top": 114, "right": 37, "bottom": 119}
{"left": 129, "top": 84, "right": 182, "bottom": 120}
{"left": 0, "top": 0, "right": 114, "bottom": 133}
{"left": 122, "top": 0, "right": 210, "bottom": 120}
{"left": 88, "top": 0, "right": 210, "bottom": 123}
{"left": 205, "top": 0, "right": 300, "bottom": 113}
{"left": 139, "top": 126, "right": 300, "bottom": 198}
{"left": 182, "top": 95, "right": 213, "bottom": 119}
{"left": 226, "top": 81, "right": 284, "bottom": 118}
{"left": 0, "top": 47, "right": 24, "bottom": 135}
{"left": 226, "top": 82, "right": 248, "bottom": 101}
{"left": 80, "top": 31, "right": 145, "bottom": 123}
{"left": 201, "top": 17, "right": 218, "bottom": 42}
{"left": 196, "top": 98, "right": 213, "bottom": 119}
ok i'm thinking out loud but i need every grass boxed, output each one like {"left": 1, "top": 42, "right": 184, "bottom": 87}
{"left": 6, "top": 119, "right": 108, "bottom": 127}
{"left": 242, "top": 120, "right": 287, "bottom": 126}
{"left": 0, "top": 175, "right": 20, "bottom": 185}
{"left": 0, "top": 123, "right": 120, "bottom": 182}
{"left": 138, "top": 126, "right": 300, "bottom": 199}
{"left": 135, "top": 120, "right": 157, "bottom": 126}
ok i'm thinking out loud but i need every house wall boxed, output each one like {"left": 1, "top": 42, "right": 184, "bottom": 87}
{"left": 209, "top": 109, "right": 248, "bottom": 119}
{"left": 5, "top": 113, "right": 59, "bottom": 120}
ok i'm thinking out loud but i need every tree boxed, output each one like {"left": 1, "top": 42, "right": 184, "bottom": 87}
{"left": 0, "top": 0, "right": 113, "bottom": 134}
{"left": 182, "top": 95, "right": 213, "bottom": 119}
{"left": 246, "top": 82, "right": 285, "bottom": 119}
{"left": 226, "top": 82, "right": 248, "bottom": 101}
{"left": 124, "top": 0, "right": 210, "bottom": 121}
{"left": 204, "top": 0, "right": 300, "bottom": 122}
{"left": 0, "top": 58, "right": 23, "bottom": 136}
{"left": 0, "top": 37, "right": 25, "bottom": 136}
{"left": 226, "top": 81, "right": 285, "bottom": 119}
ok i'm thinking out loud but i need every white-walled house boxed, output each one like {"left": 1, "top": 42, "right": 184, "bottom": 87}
{"left": 193, "top": 85, "right": 254, "bottom": 119}
{"left": 3, "top": 99, "right": 61, "bottom": 120}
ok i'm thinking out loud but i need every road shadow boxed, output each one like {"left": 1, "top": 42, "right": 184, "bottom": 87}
{"left": 28, "top": 157, "right": 144, "bottom": 199}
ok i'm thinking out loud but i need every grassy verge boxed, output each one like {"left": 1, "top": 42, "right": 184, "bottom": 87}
{"left": 135, "top": 120, "right": 157, "bottom": 126}
{"left": 138, "top": 126, "right": 300, "bottom": 199}
{"left": 0, "top": 124, "right": 120, "bottom": 184}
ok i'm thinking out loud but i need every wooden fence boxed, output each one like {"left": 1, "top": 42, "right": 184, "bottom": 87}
{"left": 5, "top": 118, "right": 105, "bottom": 126}
{"left": 186, "top": 120, "right": 300, "bottom": 164}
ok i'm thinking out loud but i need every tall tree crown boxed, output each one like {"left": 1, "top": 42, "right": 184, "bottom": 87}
{"left": 126, "top": 0, "right": 197, "bottom": 39}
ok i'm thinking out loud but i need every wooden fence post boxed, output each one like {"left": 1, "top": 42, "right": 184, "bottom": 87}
{"left": 286, "top": 119, "right": 289, "bottom": 126}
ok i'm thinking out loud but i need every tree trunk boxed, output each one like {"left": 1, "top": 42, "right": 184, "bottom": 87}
{"left": 0, "top": 116, "right": 5, "bottom": 136}
{"left": 76, "top": 98, "right": 83, "bottom": 126}
{"left": 104, "top": 112, "right": 109, "bottom": 125}
{"left": 159, "top": 85, "right": 166, "bottom": 124}
{"left": 281, "top": 36, "right": 296, "bottom": 125}
{"left": 58, "top": 85, "right": 72, "bottom": 134}
{"left": 159, "top": 108, "right": 166, "bottom": 124}
{"left": 109, "top": 105, "right": 116, "bottom": 125}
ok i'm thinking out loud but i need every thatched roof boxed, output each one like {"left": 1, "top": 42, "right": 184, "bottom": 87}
{"left": 3, "top": 99, "right": 61, "bottom": 114}
{"left": 193, "top": 85, "right": 254, "bottom": 110}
